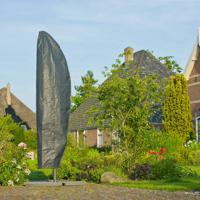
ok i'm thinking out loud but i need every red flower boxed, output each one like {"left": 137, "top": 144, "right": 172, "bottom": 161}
{"left": 159, "top": 155, "right": 163, "bottom": 160}
{"left": 161, "top": 148, "right": 165, "bottom": 155}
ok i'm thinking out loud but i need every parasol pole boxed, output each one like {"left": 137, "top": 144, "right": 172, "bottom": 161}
{"left": 53, "top": 168, "right": 57, "bottom": 182}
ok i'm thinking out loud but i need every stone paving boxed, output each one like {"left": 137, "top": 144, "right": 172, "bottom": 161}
{"left": 0, "top": 184, "right": 199, "bottom": 200}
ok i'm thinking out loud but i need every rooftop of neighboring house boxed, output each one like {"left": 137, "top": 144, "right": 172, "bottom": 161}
{"left": 184, "top": 28, "right": 200, "bottom": 117}
{"left": 0, "top": 84, "right": 36, "bottom": 129}
{"left": 69, "top": 47, "right": 171, "bottom": 131}
{"left": 185, "top": 28, "right": 200, "bottom": 81}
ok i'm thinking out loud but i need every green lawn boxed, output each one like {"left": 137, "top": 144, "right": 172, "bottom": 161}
{"left": 112, "top": 166, "right": 200, "bottom": 191}
{"left": 112, "top": 176, "right": 200, "bottom": 191}
{"left": 27, "top": 159, "right": 53, "bottom": 181}
{"left": 27, "top": 158, "right": 200, "bottom": 192}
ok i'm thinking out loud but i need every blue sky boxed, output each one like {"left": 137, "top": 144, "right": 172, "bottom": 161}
{"left": 0, "top": 0, "right": 200, "bottom": 111}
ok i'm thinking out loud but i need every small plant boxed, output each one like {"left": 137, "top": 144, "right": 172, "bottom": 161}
{"left": 129, "top": 163, "right": 152, "bottom": 180}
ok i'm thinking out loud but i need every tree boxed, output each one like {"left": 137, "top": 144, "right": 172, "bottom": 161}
{"left": 159, "top": 56, "right": 182, "bottom": 73}
{"left": 71, "top": 70, "right": 98, "bottom": 112}
{"left": 91, "top": 56, "right": 163, "bottom": 172}
{"left": 163, "top": 74, "right": 193, "bottom": 142}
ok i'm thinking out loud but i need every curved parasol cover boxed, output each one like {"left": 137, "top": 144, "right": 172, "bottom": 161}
{"left": 36, "top": 31, "right": 71, "bottom": 168}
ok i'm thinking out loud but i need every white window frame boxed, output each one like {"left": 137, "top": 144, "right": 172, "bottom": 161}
{"left": 76, "top": 130, "right": 79, "bottom": 145}
{"left": 83, "top": 130, "right": 86, "bottom": 146}
{"left": 97, "top": 129, "right": 104, "bottom": 148}
{"left": 195, "top": 117, "right": 200, "bottom": 142}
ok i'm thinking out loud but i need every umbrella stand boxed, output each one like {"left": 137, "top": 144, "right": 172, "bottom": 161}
{"left": 53, "top": 168, "right": 57, "bottom": 182}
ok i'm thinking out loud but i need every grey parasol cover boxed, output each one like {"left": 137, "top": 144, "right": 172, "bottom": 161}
{"left": 36, "top": 31, "right": 71, "bottom": 168}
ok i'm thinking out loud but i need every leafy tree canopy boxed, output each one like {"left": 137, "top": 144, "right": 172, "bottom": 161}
{"left": 71, "top": 70, "right": 98, "bottom": 112}
{"left": 159, "top": 56, "right": 182, "bottom": 73}
{"left": 90, "top": 54, "right": 163, "bottom": 171}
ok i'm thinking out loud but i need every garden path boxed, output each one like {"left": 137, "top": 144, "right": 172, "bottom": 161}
{"left": 0, "top": 184, "right": 199, "bottom": 200}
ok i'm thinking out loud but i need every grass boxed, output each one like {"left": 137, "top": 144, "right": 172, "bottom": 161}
{"left": 112, "top": 176, "right": 200, "bottom": 191}
{"left": 26, "top": 150, "right": 200, "bottom": 191}
{"left": 27, "top": 158, "right": 53, "bottom": 181}
{"left": 112, "top": 166, "right": 200, "bottom": 191}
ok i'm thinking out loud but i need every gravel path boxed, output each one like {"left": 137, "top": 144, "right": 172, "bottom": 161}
{"left": 0, "top": 184, "right": 199, "bottom": 200}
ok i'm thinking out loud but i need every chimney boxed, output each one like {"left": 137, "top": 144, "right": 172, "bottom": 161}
{"left": 124, "top": 47, "right": 134, "bottom": 63}
{"left": 6, "top": 83, "right": 11, "bottom": 106}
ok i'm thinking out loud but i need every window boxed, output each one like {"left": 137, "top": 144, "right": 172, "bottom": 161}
{"left": 21, "top": 124, "right": 28, "bottom": 130}
{"left": 195, "top": 117, "right": 200, "bottom": 142}
{"left": 97, "top": 129, "right": 103, "bottom": 147}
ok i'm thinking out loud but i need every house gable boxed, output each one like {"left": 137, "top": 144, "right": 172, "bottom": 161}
{"left": 184, "top": 28, "right": 200, "bottom": 117}
{"left": 0, "top": 86, "right": 36, "bottom": 129}
{"left": 69, "top": 49, "right": 170, "bottom": 132}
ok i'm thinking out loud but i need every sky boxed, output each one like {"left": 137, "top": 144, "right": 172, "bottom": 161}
{"left": 0, "top": 0, "right": 200, "bottom": 111}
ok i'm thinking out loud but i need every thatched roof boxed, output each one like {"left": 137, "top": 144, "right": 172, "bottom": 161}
{"left": 0, "top": 87, "right": 36, "bottom": 129}
{"left": 69, "top": 50, "right": 171, "bottom": 131}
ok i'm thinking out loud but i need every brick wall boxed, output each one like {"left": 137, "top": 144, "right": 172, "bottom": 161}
{"left": 188, "top": 84, "right": 200, "bottom": 102}
{"left": 71, "top": 129, "right": 113, "bottom": 147}
{"left": 188, "top": 55, "right": 200, "bottom": 117}
{"left": 103, "top": 129, "right": 112, "bottom": 146}
{"left": 85, "top": 129, "right": 98, "bottom": 147}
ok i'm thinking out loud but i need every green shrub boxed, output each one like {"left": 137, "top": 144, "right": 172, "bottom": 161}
{"left": 142, "top": 130, "right": 190, "bottom": 166}
{"left": 96, "top": 145, "right": 112, "bottom": 153}
{"left": 76, "top": 170, "right": 89, "bottom": 181}
{"left": 57, "top": 160, "right": 80, "bottom": 180}
{"left": 103, "top": 152, "right": 124, "bottom": 168}
{"left": 67, "top": 133, "right": 77, "bottom": 148}
{"left": 181, "top": 166, "right": 196, "bottom": 177}
{"left": 77, "top": 148, "right": 103, "bottom": 170}
{"left": 185, "top": 140, "right": 200, "bottom": 165}
{"left": 23, "top": 129, "right": 37, "bottom": 150}
{"left": 57, "top": 146, "right": 104, "bottom": 182}
{"left": 0, "top": 148, "right": 29, "bottom": 186}
{"left": 0, "top": 115, "right": 25, "bottom": 145}
{"left": 129, "top": 163, "right": 152, "bottom": 180}
{"left": 88, "top": 168, "right": 105, "bottom": 183}
{"left": 104, "top": 165, "right": 126, "bottom": 178}
{"left": 0, "top": 116, "right": 30, "bottom": 186}
{"left": 151, "top": 159, "right": 183, "bottom": 179}
{"left": 188, "top": 149, "right": 200, "bottom": 165}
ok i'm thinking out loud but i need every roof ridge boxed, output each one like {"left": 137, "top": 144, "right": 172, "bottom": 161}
{"left": 0, "top": 86, "right": 34, "bottom": 113}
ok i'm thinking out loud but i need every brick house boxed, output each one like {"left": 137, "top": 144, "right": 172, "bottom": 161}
{"left": 0, "top": 84, "right": 36, "bottom": 129}
{"left": 184, "top": 28, "right": 200, "bottom": 140}
{"left": 185, "top": 28, "right": 200, "bottom": 117}
{"left": 69, "top": 47, "right": 171, "bottom": 147}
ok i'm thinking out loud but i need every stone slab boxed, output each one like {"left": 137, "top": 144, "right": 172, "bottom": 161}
{"left": 25, "top": 181, "right": 86, "bottom": 186}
